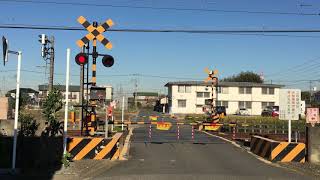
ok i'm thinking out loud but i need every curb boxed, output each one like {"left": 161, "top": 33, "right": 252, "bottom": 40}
{"left": 119, "top": 127, "right": 133, "bottom": 160}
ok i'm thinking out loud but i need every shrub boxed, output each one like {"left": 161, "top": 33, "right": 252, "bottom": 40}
{"left": 42, "top": 89, "right": 64, "bottom": 137}
{"left": 19, "top": 113, "right": 39, "bottom": 137}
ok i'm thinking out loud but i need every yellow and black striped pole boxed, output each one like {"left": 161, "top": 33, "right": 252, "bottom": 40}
{"left": 204, "top": 68, "right": 219, "bottom": 122}
{"left": 92, "top": 39, "right": 97, "bottom": 87}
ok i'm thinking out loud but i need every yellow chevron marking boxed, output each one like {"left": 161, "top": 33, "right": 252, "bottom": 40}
{"left": 94, "top": 133, "right": 122, "bottom": 160}
{"left": 281, "top": 143, "right": 305, "bottom": 162}
{"left": 271, "top": 142, "right": 289, "bottom": 160}
{"left": 74, "top": 138, "right": 103, "bottom": 160}
{"left": 67, "top": 138, "right": 83, "bottom": 152}
{"left": 111, "top": 148, "right": 120, "bottom": 161}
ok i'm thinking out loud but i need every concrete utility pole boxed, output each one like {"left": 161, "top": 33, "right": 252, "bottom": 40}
{"left": 39, "top": 34, "right": 55, "bottom": 92}
{"left": 309, "top": 81, "right": 312, "bottom": 104}
{"left": 48, "top": 36, "right": 54, "bottom": 92}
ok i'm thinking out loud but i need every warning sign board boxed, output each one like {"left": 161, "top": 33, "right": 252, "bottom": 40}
{"left": 156, "top": 122, "right": 171, "bottom": 130}
{"left": 279, "top": 89, "right": 301, "bottom": 120}
{"left": 306, "top": 108, "right": 319, "bottom": 125}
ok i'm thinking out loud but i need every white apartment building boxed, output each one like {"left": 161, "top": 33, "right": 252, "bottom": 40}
{"left": 165, "top": 81, "right": 284, "bottom": 115}
{"left": 38, "top": 84, "right": 113, "bottom": 104}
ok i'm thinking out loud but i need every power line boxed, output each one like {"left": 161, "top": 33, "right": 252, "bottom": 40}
{"left": 0, "top": 69, "right": 202, "bottom": 80}
{"left": 1, "top": 0, "right": 319, "bottom": 16}
{"left": 266, "top": 57, "right": 320, "bottom": 78}
{"left": 2, "top": 24, "right": 320, "bottom": 34}
{"left": 3, "top": 68, "right": 320, "bottom": 84}
{"left": 2, "top": 24, "right": 320, "bottom": 39}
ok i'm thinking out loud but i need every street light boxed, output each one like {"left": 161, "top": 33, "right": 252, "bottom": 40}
{"left": 2, "top": 36, "right": 22, "bottom": 171}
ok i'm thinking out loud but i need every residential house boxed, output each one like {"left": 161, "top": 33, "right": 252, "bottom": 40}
{"left": 165, "top": 81, "right": 285, "bottom": 115}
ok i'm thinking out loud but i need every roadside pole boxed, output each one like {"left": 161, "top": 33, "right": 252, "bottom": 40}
{"left": 288, "top": 119, "right": 291, "bottom": 143}
{"left": 12, "top": 51, "right": 22, "bottom": 170}
{"left": 121, "top": 96, "right": 124, "bottom": 131}
{"left": 105, "top": 107, "right": 108, "bottom": 138}
{"left": 63, "top": 48, "right": 70, "bottom": 155}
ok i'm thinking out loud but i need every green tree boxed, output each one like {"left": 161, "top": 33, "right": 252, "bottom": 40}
{"left": 19, "top": 113, "right": 39, "bottom": 137}
{"left": 42, "top": 89, "right": 64, "bottom": 137}
{"left": 301, "top": 91, "right": 310, "bottom": 103}
{"left": 6, "top": 92, "right": 31, "bottom": 111}
{"left": 222, "top": 71, "right": 263, "bottom": 83}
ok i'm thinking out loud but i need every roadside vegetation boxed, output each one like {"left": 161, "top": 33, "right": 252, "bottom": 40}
{"left": 183, "top": 114, "right": 306, "bottom": 131}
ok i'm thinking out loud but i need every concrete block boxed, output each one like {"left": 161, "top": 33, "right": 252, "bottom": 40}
{"left": 308, "top": 125, "right": 320, "bottom": 164}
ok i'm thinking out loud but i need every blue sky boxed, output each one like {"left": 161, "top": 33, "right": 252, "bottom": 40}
{"left": 1, "top": 0, "right": 320, "bottom": 95}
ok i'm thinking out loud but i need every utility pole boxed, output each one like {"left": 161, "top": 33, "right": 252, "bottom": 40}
{"left": 132, "top": 77, "right": 138, "bottom": 108}
{"left": 309, "top": 80, "right": 312, "bottom": 105}
{"left": 48, "top": 36, "right": 54, "bottom": 92}
{"left": 39, "top": 34, "right": 55, "bottom": 92}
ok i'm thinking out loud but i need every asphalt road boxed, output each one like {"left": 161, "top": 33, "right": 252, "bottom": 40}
{"left": 96, "top": 110, "right": 314, "bottom": 180}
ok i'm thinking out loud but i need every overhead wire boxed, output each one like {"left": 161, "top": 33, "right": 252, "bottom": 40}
{"left": 265, "top": 57, "right": 320, "bottom": 83}
{"left": 2, "top": 24, "right": 320, "bottom": 39}
{"left": 0, "top": 69, "right": 202, "bottom": 80}
{"left": 0, "top": 0, "right": 319, "bottom": 16}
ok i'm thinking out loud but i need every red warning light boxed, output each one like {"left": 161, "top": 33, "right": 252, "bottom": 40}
{"left": 102, "top": 55, "right": 114, "bottom": 67}
{"left": 75, "top": 53, "right": 88, "bottom": 65}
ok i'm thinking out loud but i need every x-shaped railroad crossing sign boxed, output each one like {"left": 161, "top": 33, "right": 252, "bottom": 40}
{"left": 76, "top": 16, "right": 114, "bottom": 49}
{"left": 204, "top": 67, "right": 218, "bottom": 83}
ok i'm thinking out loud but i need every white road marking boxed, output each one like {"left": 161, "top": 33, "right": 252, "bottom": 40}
{"left": 201, "top": 131, "right": 273, "bottom": 165}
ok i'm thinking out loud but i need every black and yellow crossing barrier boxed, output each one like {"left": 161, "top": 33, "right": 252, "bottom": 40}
{"left": 67, "top": 133, "right": 122, "bottom": 160}
{"left": 250, "top": 135, "right": 305, "bottom": 163}
{"left": 113, "top": 121, "right": 198, "bottom": 126}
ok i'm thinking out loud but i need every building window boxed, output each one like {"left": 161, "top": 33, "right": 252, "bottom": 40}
{"left": 218, "top": 87, "right": 229, "bottom": 94}
{"left": 217, "top": 101, "right": 228, "bottom": 108}
{"left": 262, "top": 87, "right": 275, "bottom": 95}
{"left": 178, "top": 100, "right": 186, "bottom": 108}
{"left": 269, "top": 88, "right": 274, "bottom": 94}
{"left": 185, "top": 86, "right": 191, "bottom": 93}
{"left": 178, "top": 85, "right": 191, "bottom": 93}
{"left": 262, "top": 102, "right": 275, "bottom": 109}
{"left": 239, "top": 87, "right": 252, "bottom": 94}
{"left": 178, "top": 85, "right": 185, "bottom": 93}
{"left": 239, "top": 101, "right": 252, "bottom": 109}
{"left": 196, "top": 92, "right": 210, "bottom": 98}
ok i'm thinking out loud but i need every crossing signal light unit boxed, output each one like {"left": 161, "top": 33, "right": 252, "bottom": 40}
{"left": 75, "top": 53, "right": 88, "bottom": 65}
{"left": 102, "top": 55, "right": 114, "bottom": 67}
